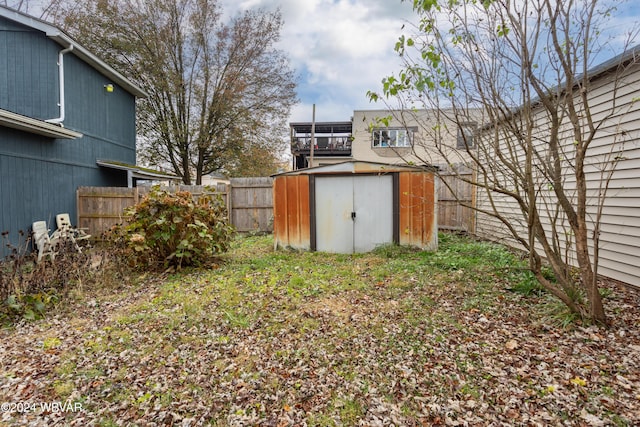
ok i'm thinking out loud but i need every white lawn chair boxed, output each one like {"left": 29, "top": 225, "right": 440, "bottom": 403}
{"left": 53, "top": 213, "right": 91, "bottom": 252}
{"left": 55, "top": 213, "right": 91, "bottom": 240}
{"left": 32, "top": 221, "right": 58, "bottom": 262}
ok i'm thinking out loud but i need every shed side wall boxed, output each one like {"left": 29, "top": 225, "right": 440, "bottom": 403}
{"left": 398, "top": 171, "right": 437, "bottom": 250}
{"left": 273, "top": 175, "right": 310, "bottom": 250}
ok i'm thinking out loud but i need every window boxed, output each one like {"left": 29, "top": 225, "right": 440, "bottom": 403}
{"left": 372, "top": 128, "right": 413, "bottom": 148}
{"left": 457, "top": 124, "right": 476, "bottom": 149}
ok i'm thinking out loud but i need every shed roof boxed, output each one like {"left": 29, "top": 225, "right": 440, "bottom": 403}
{"left": 0, "top": 5, "right": 147, "bottom": 98}
{"left": 273, "top": 161, "right": 435, "bottom": 177}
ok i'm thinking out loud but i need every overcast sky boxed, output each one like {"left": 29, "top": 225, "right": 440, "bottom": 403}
{"left": 220, "top": 0, "right": 640, "bottom": 126}
{"left": 10, "top": 0, "right": 638, "bottom": 125}
{"left": 219, "top": 0, "right": 416, "bottom": 124}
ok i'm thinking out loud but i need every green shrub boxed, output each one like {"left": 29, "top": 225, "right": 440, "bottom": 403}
{"left": 109, "top": 186, "right": 234, "bottom": 269}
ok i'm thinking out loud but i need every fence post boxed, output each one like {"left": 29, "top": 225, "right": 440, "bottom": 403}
{"left": 227, "top": 182, "right": 233, "bottom": 223}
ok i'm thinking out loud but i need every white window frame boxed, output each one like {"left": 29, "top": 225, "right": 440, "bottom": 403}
{"left": 372, "top": 127, "right": 413, "bottom": 148}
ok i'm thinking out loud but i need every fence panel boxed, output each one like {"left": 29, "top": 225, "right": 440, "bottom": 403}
{"left": 77, "top": 180, "right": 270, "bottom": 237}
{"left": 437, "top": 165, "right": 475, "bottom": 232}
{"left": 76, "top": 187, "right": 139, "bottom": 237}
{"left": 229, "top": 177, "right": 274, "bottom": 232}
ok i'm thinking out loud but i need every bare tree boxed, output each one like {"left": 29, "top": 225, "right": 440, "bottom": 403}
{"left": 1, "top": 0, "right": 64, "bottom": 19}
{"left": 370, "top": 0, "right": 639, "bottom": 325}
{"left": 58, "top": 0, "right": 296, "bottom": 183}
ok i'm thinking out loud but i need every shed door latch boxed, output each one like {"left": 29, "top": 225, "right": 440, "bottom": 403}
{"left": 351, "top": 211, "right": 356, "bottom": 220}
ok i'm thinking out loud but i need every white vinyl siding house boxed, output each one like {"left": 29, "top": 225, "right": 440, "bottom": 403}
{"left": 474, "top": 49, "right": 640, "bottom": 287}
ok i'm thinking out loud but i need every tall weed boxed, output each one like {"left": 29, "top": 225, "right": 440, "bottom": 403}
{"left": 1, "top": 233, "right": 96, "bottom": 323}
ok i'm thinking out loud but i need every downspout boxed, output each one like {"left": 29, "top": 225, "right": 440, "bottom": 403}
{"left": 46, "top": 44, "right": 74, "bottom": 124}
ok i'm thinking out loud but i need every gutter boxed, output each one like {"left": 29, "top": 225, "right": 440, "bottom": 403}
{"left": 46, "top": 44, "right": 74, "bottom": 124}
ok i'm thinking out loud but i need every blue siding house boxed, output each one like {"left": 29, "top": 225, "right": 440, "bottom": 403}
{"left": 0, "top": 6, "right": 149, "bottom": 254}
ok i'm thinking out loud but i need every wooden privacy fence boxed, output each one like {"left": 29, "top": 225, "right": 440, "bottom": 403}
{"left": 78, "top": 174, "right": 472, "bottom": 237}
{"left": 77, "top": 179, "right": 273, "bottom": 237}
{"left": 437, "top": 164, "right": 475, "bottom": 233}
{"left": 77, "top": 186, "right": 140, "bottom": 236}
{"left": 228, "top": 177, "right": 274, "bottom": 233}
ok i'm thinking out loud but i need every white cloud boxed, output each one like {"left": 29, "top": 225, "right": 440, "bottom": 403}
{"left": 219, "top": 0, "right": 640, "bottom": 127}
{"left": 220, "top": 0, "right": 415, "bottom": 122}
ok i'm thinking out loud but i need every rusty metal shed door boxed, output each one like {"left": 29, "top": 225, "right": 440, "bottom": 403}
{"left": 315, "top": 175, "right": 393, "bottom": 253}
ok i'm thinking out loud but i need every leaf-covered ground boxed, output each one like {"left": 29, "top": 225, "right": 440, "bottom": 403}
{"left": 1, "top": 234, "right": 639, "bottom": 426}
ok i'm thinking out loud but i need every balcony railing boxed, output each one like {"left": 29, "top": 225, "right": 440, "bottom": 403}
{"left": 292, "top": 136, "right": 352, "bottom": 153}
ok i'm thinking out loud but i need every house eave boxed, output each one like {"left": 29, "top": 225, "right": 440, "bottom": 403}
{"left": 0, "top": 108, "right": 82, "bottom": 139}
{"left": 96, "top": 159, "right": 180, "bottom": 181}
{"left": 480, "top": 45, "right": 640, "bottom": 131}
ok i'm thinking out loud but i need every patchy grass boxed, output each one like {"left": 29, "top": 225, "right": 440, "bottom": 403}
{"left": 1, "top": 233, "right": 639, "bottom": 426}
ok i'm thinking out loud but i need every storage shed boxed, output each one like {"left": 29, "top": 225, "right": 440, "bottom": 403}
{"left": 273, "top": 161, "right": 437, "bottom": 253}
